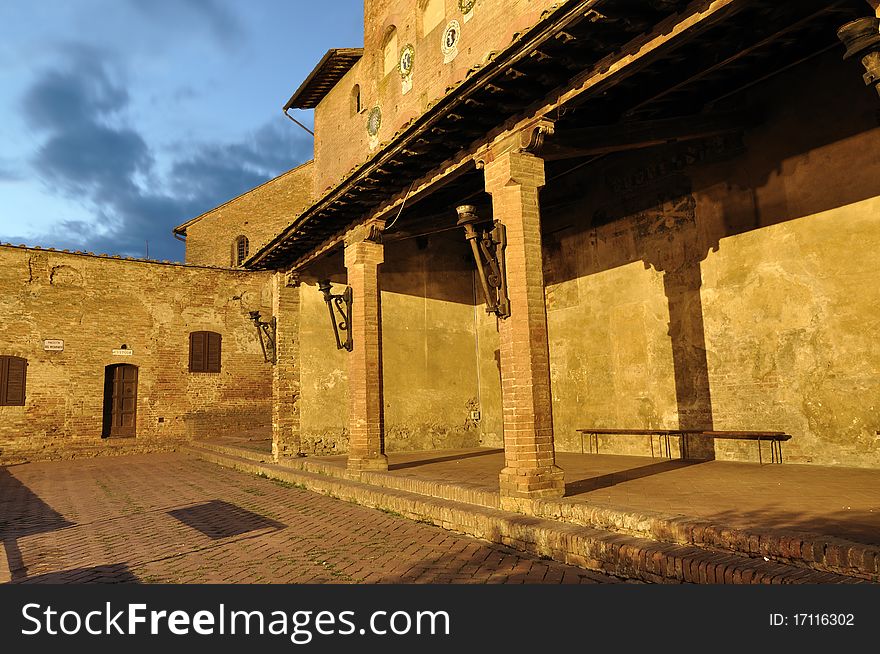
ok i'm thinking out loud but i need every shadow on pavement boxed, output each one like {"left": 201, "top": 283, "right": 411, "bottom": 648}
{"left": 169, "top": 500, "right": 284, "bottom": 539}
{"left": 0, "top": 467, "right": 75, "bottom": 582}
{"left": 389, "top": 449, "right": 505, "bottom": 471}
{"left": 564, "top": 458, "right": 705, "bottom": 497}
{"left": 10, "top": 562, "right": 139, "bottom": 584}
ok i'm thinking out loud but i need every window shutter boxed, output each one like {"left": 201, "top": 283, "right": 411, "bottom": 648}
{"left": 190, "top": 332, "right": 206, "bottom": 372}
{"left": 1, "top": 356, "right": 26, "bottom": 406}
{"left": 189, "top": 332, "right": 220, "bottom": 373}
{"left": 206, "top": 333, "right": 222, "bottom": 372}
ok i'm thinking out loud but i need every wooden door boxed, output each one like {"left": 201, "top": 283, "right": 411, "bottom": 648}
{"left": 104, "top": 365, "right": 137, "bottom": 438}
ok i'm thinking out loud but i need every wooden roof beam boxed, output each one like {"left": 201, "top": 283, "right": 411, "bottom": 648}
{"left": 536, "top": 110, "right": 757, "bottom": 160}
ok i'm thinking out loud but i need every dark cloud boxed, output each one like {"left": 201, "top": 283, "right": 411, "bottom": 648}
{"left": 22, "top": 48, "right": 128, "bottom": 131}
{"left": 169, "top": 122, "right": 312, "bottom": 201}
{"left": 128, "top": 0, "right": 245, "bottom": 45}
{"left": 34, "top": 125, "right": 152, "bottom": 197}
{"left": 12, "top": 50, "right": 311, "bottom": 261}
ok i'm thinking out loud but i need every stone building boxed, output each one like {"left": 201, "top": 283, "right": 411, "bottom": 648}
{"left": 3, "top": 0, "right": 880, "bottom": 506}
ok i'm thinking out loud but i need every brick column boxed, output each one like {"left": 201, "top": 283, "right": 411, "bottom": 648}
{"left": 344, "top": 225, "right": 388, "bottom": 471}
{"left": 484, "top": 150, "right": 564, "bottom": 504}
{"left": 272, "top": 271, "right": 301, "bottom": 460}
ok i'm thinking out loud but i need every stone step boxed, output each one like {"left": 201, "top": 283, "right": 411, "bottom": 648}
{"left": 2, "top": 439, "right": 184, "bottom": 464}
{"left": 190, "top": 442, "right": 880, "bottom": 581}
{"left": 190, "top": 441, "right": 274, "bottom": 464}
{"left": 186, "top": 444, "right": 865, "bottom": 585}
{"left": 192, "top": 441, "right": 501, "bottom": 510}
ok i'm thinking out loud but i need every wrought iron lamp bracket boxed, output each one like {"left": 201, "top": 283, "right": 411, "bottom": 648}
{"left": 838, "top": 14, "right": 880, "bottom": 98}
{"left": 248, "top": 311, "right": 277, "bottom": 364}
{"left": 456, "top": 205, "right": 511, "bottom": 319}
{"left": 318, "top": 280, "right": 354, "bottom": 352}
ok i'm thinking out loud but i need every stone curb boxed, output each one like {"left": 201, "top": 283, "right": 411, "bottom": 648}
{"left": 525, "top": 496, "right": 880, "bottom": 582}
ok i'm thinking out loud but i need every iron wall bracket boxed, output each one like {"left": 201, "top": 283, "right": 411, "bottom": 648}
{"left": 248, "top": 311, "right": 277, "bottom": 364}
{"left": 318, "top": 280, "right": 354, "bottom": 352}
{"left": 456, "top": 205, "right": 510, "bottom": 319}
{"left": 838, "top": 16, "right": 880, "bottom": 98}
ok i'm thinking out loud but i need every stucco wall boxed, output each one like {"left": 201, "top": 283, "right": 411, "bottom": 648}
{"left": 297, "top": 234, "right": 482, "bottom": 454}
{"left": 539, "top": 53, "right": 880, "bottom": 467}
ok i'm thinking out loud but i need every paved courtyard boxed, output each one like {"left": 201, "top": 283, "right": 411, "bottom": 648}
{"left": 0, "top": 453, "right": 619, "bottom": 584}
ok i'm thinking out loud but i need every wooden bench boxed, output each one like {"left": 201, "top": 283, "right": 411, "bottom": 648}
{"left": 575, "top": 429, "right": 680, "bottom": 459}
{"left": 575, "top": 428, "right": 792, "bottom": 464}
{"left": 695, "top": 431, "right": 792, "bottom": 464}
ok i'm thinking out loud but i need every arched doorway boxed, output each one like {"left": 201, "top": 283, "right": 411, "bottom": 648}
{"left": 102, "top": 364, "right": 138, "bottom": 438}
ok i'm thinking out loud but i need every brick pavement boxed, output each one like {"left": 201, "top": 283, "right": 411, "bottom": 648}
{"left": 0, "top": 453, "right": 621, "bottom": 584}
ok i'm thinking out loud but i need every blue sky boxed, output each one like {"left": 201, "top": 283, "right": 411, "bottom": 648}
{"left": 0, "top": 0, "right": 363, "bottom": 261}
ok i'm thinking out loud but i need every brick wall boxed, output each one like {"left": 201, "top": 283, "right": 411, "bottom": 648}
{"left": 313, "top": 0, "right": 559, "bottom": 193}
{"left": 0, "top": 247, "right": 274, "bottom": 462}
{"left": 182, "top": 161, "right": 315, "bottom": 268}
{"left": 272, "top": 272, "right": 302, "bottom": 459}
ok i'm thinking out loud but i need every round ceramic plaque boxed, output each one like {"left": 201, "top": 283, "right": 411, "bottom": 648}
{"left": 442, "top": 20, "right": 461, "bottom": 58}
{"left": 398, "top": 44, "right": 415, "bottom": 77}
{"left": 366, "top": 106, "right": 382, "bottom": 137}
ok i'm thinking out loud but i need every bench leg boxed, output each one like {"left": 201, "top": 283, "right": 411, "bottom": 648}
{"left": 771, "top": 440, "right": 783, "bottom": 464}
{"left": 758, "top": 440, "right": 763, "bottom": 466}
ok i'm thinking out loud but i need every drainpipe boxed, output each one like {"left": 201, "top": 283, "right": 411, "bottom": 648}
{"left": 284, "top": 108, "right": 315, "bottom": 136}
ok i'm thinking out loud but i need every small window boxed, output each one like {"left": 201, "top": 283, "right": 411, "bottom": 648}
{"left": 189, "top": 332, "right": 221, "bottom": 373}
{"left": 351, "top": 84, "right": 362, "bottom": 116}
{"left": 233, "top": 235, "right": 249, "bottom": 267}
{"left": 0, "top": 355, "right": 27, "bottom": 406}
{"left": 382, "top": 26, "right": 398, "bottom": 76}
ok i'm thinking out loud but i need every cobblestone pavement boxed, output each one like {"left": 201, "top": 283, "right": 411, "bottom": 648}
{"left": 0, "top": 453, "right": 621, "bottom": 584}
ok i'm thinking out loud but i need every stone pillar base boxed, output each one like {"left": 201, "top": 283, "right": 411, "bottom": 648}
{"left": 347, "top": 454, "right": 389, "bottom": 472}
{"left": 272, "top": 442, "right": 301, "bottom": 462}
{"left": 681, "top": 434, "right": 716, "bottom": 461}
{"left": 499, "top": 465, "right": 565, "bottom": 500}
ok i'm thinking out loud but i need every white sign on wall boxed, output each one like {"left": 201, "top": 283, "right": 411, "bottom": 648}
{"left": 112, "top": 349, "right": 133, "bottom": 356}
{"left": 43, "top": 339, "right": 64, "bottom": 352}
